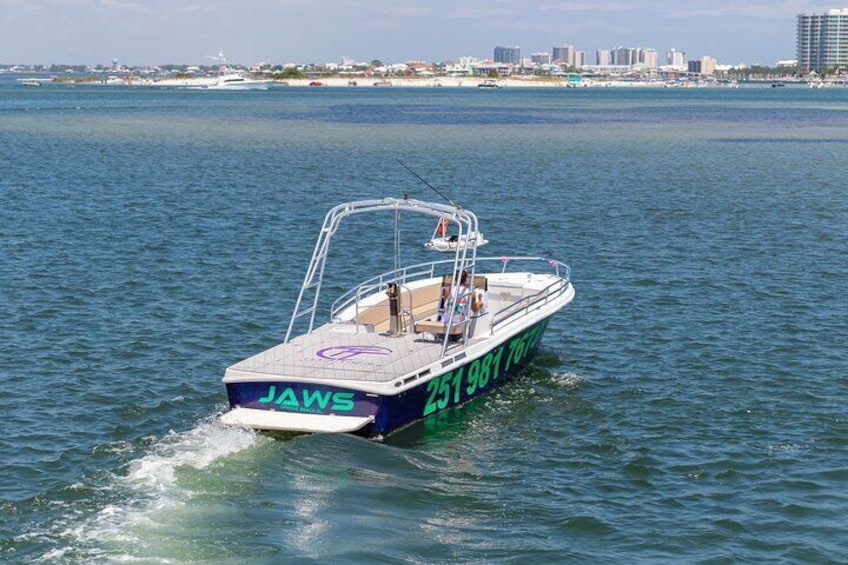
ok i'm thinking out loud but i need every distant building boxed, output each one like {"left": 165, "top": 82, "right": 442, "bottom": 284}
{"left": 688, "top": 60, "right": 702, "bottom": 74}
{"left": 531, "top": 52, "right": 551, "bottom": 64}
{"left": 611, "top": 46, "right": 636, "bottom": 67}
{"left": 639, "top": 49, "right": 658, "bottom": 69}
{"left": 666, "top": 48, "right": 687, "bottom": 67}
{"left": 797, "top": 8, "right": 848, "bottom": 73}
{"left": 494, "top": 46, "right": 521, "bottom": 65}
{"left": 552, "top": 45, "right": 576, "bottom": 67}
{"left": 473, "top": 61, "right": 513, "bottom": 77}
{"left": 688, "top": 56, "right": 717, "bottom": 76}
{"left": 574, "top": 51, "right": 586, "bottom": 68}
{"left": 596, "top": 49, "right": 612, "bottom": 66}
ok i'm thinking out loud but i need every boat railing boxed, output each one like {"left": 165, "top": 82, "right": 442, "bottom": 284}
{"left": 493, "top": 255, "right": 571, "bottom": 279}
{"left": 330, "top": 258, "right": 457, "bottom": 321}
{"left": 351, "top": 282, "right": 384, "bottom": 326}
{"left": 330, "top": 256, "right": 570, "bottom": 324}
{"left": 488, "top": 256, "right": 571, "bottom": 330}
{"left": 491, "top": 276, "right": 570, "bottom": 330}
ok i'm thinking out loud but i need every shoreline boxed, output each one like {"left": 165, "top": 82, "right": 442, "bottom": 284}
{"left": 22, "top": 75, "right": 831, "bottom": 89}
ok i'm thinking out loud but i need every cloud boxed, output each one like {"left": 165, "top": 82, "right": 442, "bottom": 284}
{"left": 0, "top": 0, "right": 811, "bottom": 65}
{"left": 541, "top": 2, "right": 638, "bottom": 13}
{"left": 447, "top": 5, "right": 524, "bottom": 19}
{"left": 540, "top": 0, "right": 828, "bottom": 18}
{"left": 387, "top": 6, "right": 431, "bottom": 17}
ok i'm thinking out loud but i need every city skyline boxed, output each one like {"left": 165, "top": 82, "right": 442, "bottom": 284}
{"left": 0, "top": 1, "right": 842, "bottom": 67}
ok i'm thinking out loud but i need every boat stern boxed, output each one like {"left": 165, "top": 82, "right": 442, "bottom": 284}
{"left": 221, "top": 379, "right": 381, "bottom": 435}
{"left": 220, "top": 407, "right": 374, "bottom": 433}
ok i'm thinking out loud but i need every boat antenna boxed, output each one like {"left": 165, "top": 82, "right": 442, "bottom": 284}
{"left": 396, "top": 159, "right": 457, "bottom": 207}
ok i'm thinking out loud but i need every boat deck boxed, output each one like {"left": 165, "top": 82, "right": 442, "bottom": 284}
{"left": 225, "top": 270, "right": 569, "bottom": 386}
{"left": 227, "top": 322, "right": 474, "bottom": 383}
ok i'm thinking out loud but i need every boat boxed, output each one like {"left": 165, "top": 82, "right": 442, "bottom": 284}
{"left": 205, "top": 51, "right": 273, "bottom": 90}
{"left": 425, "top": 217, "right": 488, "bottom": 252}
{"left": 478, "top": 79, "right": 502, "bottom": 88}
{"left": 17, "top": 78, "right": 42, "bottom": 87}
{"left": 220, "top": 197, "right": 575, "bottom": 439}
{"left": 206, "top": 73, "right": 273, "bottom": 90}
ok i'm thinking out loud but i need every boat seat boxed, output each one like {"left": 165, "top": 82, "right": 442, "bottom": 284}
{"left": 413, "top": 319, "right": 465, "bottom": 337}
{"left": 415, "top": 320, "right": 465, "bottom": 340}
{"left": 439, "top": 273, "right": 488, "bottom": 292}
{"left": 354, "top": 283, "right": 443, "bottom": 333}
{"left": 413, "top": 273, "right": 488, "bottom": 339}
{"left": 355, "top": 304, "right": 389, "bottom": 329}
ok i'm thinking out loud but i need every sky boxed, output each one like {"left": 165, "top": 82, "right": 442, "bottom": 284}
{"left": 0, "top": 0, "right": 842, "bottom": 67}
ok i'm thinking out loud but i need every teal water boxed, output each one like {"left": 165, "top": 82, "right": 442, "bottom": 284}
{"left": 1, "top": 82, "right": 847, "bottom": 563}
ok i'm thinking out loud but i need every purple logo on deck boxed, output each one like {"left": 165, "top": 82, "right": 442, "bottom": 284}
{"left": 316, "top": 345, "right": 393, "bottom": 361}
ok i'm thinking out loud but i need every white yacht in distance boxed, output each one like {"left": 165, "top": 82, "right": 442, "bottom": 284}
{"left": 206, "top": 72, "right": 273, "bottom": 90}
{"left": 205, "top": 51, "right": 273, "bottom": 90}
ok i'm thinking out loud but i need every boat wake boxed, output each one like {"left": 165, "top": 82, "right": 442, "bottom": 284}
{"left": 550, "top": 371, "right": 586, "bottom": 390}
{"left": 37, "top": 416, "right": 258, "bottom": 563}
{"left": 120, "top": 417, "right": 256, "bottom": 493}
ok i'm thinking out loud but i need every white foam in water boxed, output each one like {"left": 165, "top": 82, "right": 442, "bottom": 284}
{"left": 552, "top": 371, "right": 585, "bottom": 386}
{"left": 44, "top": 418, "right": 257, "bottom": 563}
{"left": 125, "top": 419, "right": 255, "bottom": 493}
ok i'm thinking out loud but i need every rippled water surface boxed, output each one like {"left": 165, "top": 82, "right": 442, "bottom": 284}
{"left": 1, "top": 82, "right": 847, "bottom": 563}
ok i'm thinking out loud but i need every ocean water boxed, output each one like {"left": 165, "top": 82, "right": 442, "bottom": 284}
{"left": 1, "top": 81, "right": 847, "bottom": 563}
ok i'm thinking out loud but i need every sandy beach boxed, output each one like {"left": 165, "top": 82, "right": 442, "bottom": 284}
{"left": 113, "top": 75, "right": 604, "bottom": 89}
{"left": 87, "top": 74, "right": 749, "bottom": 89}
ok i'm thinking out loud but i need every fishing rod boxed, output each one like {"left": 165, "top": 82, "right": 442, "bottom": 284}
{"left": 396, "top": 159, "right": 458, "bottom": 207}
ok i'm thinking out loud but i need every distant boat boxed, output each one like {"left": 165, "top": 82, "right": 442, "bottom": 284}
{"left": 373, "top": 80, "right": 392, "bottom": 87}
{"left": 205, "top": 51, "right": 272, "bottom": 90}
{"left": 771, "top": 83, "right": 785, "bottom": 88}
{"left": 17, "top": 78, "right": 42, "bottom": 87}
{"left": 207, "top": 73, "right": 273, "bottom": 90}
{"left": 478, "top": 79, "right": 502, "bottom": 89}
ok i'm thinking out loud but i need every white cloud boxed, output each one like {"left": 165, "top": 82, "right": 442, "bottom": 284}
{"left": 0, "top": 0, "right": 806, "bottom": 65}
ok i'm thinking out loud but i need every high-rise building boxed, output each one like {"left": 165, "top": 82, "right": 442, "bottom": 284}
{"left": 532, "top": 52, "right": 551, "bottom": 64}
{"left": 639, "top": 49, "right": 658, "bottom": 69}
{"left": 611, "top": 47, "right": 636, "bottom": 67}
{"left": 494, "top": 46, "right": 521, "bottom": 65}
{"left": 552, "top": 45, "right": 576, "bottom": 67}
{"left": 596, "top": 49, "right": 611, "bottom": 66}
{"left": 688, "top": 56, "right": 716, "bottom": 76}
{"left": 797, "top": 9, "right": 848, "bottom": 73}
{"left": 574, "top": 51, "right": 586, "bottom": 68}
{"left": 666, "top": 48, "right": 686, "bottom": 67}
